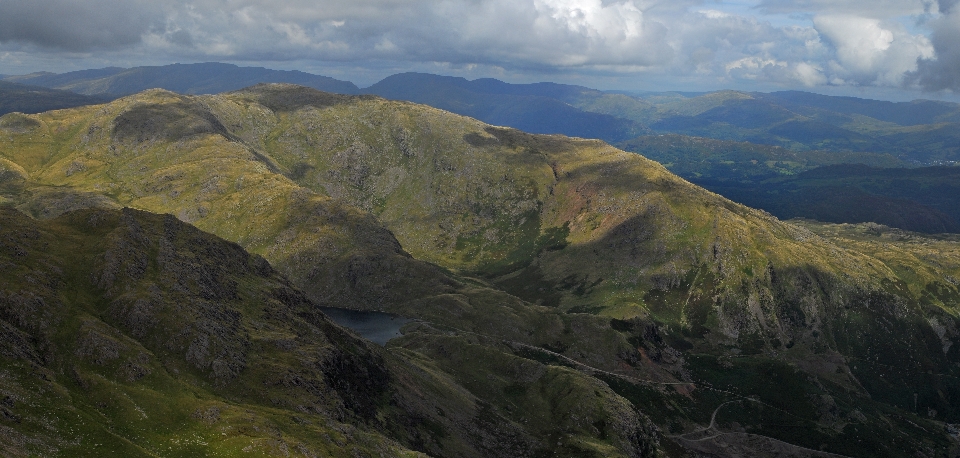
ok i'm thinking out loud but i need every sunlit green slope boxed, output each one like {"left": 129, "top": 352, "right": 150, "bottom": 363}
{"left": 2, "top": 84, "right": 959, "bottom": 456}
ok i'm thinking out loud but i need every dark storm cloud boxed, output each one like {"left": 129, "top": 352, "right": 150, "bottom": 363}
{"left": 911, "top": 0, "right": 960, "bottom": 91}
{"left": 0, "top": 0, "right": 163, "bottom": 51}
{"left": 940, "top": 0, "right": 960, "bottom": 13}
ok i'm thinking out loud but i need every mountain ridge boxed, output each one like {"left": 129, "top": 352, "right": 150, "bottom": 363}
{"left": 364, "top": 72, "right": 648, "bottom": 142}
{"left": 3, "top": 62, "right": 360, "bottom": 97}
{"left": 0, "top": 204, "right": 663, "bottom": 457}
{"left": 1, "top": 84, "right": 958, "bottom": 456}
{"left": 10, "top": 64, "right": 960, "bottom": 164}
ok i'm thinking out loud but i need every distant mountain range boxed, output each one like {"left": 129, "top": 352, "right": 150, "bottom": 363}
{"left": 361, "top": 74, "right": 960, "bottom": 164}
{"left": 362, "top": 72, "right": 649, "bottom": 142}
{"left": 5, "top": 63, "right": 960, "bottom": 234}
{"left": 7, "top": 64, "right": 960, "bottom": 163}
{"left": 4, "top": 62, "right": 360, "bottom": 97}
{"left": 634, "top": 90, "right": 960, "bottom": 163}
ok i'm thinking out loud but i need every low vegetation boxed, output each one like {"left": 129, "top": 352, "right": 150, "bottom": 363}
{"left": 1, "top": 84, "right": 958, "bottom": 456}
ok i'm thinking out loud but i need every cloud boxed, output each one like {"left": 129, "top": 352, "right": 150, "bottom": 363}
{"left": 0, "top": 0, "right": 163, "bottom": 51}
{"left": 910, "top": 0, "right": 960, "bottom": 91}
{"left": 814, "top": 15, "right": 933, "bottom": 85}
{"left": 942, "top": 0, "right": 960, "bottom": 13}
{"left": 666, "top": 10, "right": 831, "bottom": 87}
{"left": 725, "top": 57, "right": 828, "bottom": 87}
{"left": 757, "top": 0, "right": 933, "bottom": 18}
{"left": 0, "top": 0, "right": 951, "bottom": 96}
{"left": 133, "top": 0, "right": 678, "bottom": 68}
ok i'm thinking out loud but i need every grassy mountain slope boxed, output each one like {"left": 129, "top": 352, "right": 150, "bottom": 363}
{"left": 570, "top": 92, "right": 660, "bottom": 126}
{"left": 0, "top": 205, "right": 419, "bottom": 456}
{"left": 3, "top": 63, "right": 359, "bottom": 97}
{"left": 0, "top": 87, "right": 682, "bottom": 397}
{"left": 13, "top": 64, "right": 958, "bottom": 163}
{"left": 878, "top": 122, "right": 960, "bottom": 163}
{"left": 0, "top": 81, "right": 109, "bottom": 116}
{"left": 1, "top": 84, "right": 959, "bottom": 455}
{"left": 0, "top": 205, "right": 661, "bottom": 457}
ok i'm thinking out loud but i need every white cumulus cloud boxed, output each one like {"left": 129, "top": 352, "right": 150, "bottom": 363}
{"left": 814, "top": 15, "right": 933, "bottom": 85}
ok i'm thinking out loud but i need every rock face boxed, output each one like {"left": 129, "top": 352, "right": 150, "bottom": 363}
{"left": 1, "top": 84, "right": 959, "bottom": 456}
{"left": 0, "top": 206, "right": 661, "bottom": 457}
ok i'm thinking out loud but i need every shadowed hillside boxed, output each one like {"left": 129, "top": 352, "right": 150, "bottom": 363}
{"left": 0, "top": 205, "right": 662, "bottom": 457}
{"left": 1, "top": 84, "right": 958, "bottom": 456}
{"left": 0, "top": 205, "right": 420, "bottom": 456}
{"left": 0, "top": 80, "right": 109, "bottom": 116}
{"left": 614, "top": 135, "right": 960, "bottom": 234}
{"left": 696, "top": 164, "right": 960, "bottom": 234}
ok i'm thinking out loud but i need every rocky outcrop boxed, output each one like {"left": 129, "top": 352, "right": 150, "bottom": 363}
{"left": 0, "top": 205, "right": 662, "bottom": 457}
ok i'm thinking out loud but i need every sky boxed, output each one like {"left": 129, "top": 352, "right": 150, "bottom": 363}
{"left": 1, "top": 0, "right": 959, "bottom": 101}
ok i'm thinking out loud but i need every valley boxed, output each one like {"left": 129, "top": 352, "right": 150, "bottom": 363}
{"left": 615, "top": 136, "right": 960, "bottom": 234}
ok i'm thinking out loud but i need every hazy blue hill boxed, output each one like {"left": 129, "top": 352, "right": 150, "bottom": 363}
{"left": 461, "top": 77, "right": 600, "bottom": 103}
{"left": 616, "top": 133, "right": 906, "bottom": 182}
{"left": 761, "top": 90, "right": 960, "bottom": 125}
{"left": 880, "top": 122, "right": 960, "bottom": 163}
{"left": 4, "top": 67, "right": 126, "bottom": 88}
{"left": 695, "top": 164, "right": 960, "bottom": 233}
{"left": 367, "top": 72, "right": 601, "bottom": 101}
{"left": 613, "top": 134, "right": 960, "bottom": 233}
{"left": 575, "top": 88, "right": 960, "bottom": 162}
{"left": 0, "top": 80, "right": 110, "bottom": 116}
{"left": 3, "top": 62, "right": 360, "bottom": 96}
{"left": 651, "top": 97, "right": 796, "bottom": 130}
{"left": 364, "top": 72, "right": 648, "bottom": 142}
{"left": 647, "top": 95, "right": 892, "bottom": 152}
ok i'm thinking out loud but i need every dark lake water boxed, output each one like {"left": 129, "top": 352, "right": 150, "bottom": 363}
{"left": 319, "top": 307, "right": 413, "bottom": 345}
